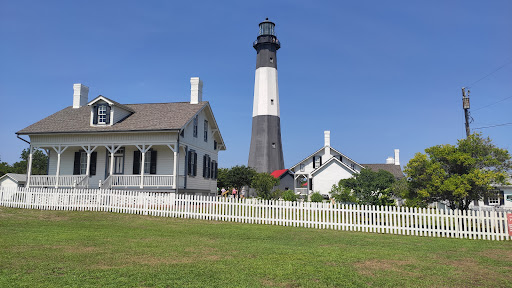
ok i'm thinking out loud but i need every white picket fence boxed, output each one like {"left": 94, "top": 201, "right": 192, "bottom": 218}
{"left": 1, "top": 187, "right": 510, "bottom": 241}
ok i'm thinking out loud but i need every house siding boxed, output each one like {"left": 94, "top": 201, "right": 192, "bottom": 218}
{"left": 180, "top": 108, "right": 219, "bottom": 194}
{"left": 0, "top": 178, "right": 18, "bottom": 188}
{"left": 113, "top": 106, "right": 132, "bottom": 123}
{"left": 312, "top": 161, "right": 354, "bottom": 196}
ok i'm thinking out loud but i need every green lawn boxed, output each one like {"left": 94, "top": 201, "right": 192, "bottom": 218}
{"left": 1, "top": 207, "right": 511, "bottom": 287}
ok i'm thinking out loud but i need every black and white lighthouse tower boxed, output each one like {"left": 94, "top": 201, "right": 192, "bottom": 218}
{"left": 248, "top": 18, "right": 285, "bottom": 173}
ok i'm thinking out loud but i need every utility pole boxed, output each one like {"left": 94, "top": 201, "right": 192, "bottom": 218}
{"left": 462, "top": 87, "right": 471, "bottom": 138}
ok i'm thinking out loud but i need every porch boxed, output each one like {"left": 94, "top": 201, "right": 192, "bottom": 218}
{"left": 26, "top": 142, "right": 183, "bottom": 190}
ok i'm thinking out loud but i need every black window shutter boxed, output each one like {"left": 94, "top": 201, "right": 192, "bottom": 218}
{"left": 90, "top": 152, "right": 97, "bottom": 176}
{"left": 203, "top": 155, "right": 207, "bottom": 177}
{"left": 193, "top": 152, "right": 197, "bottom": 176}
{"left": 73, "top": 152, "right": 81, "bottom": 175}
{"left": 150, "top": 150, "right": 157, "bottom": 174}
{"left": 105, "top": 105, "right": 111, "bottom": 124}
{"left": 313, "top": 157, "right": 316, "bottom": 168}
{"left": 215, "top": 162, "right": 218, "bottom": 179}
{"left": 309, "top": 180, "right": 312, "bottom": 190}
{"left": 187, "top": 150, "right": 192, "bottom": 175}
{"left": 499, "top": 191, "right": 505, "bottom": 205}
{"left": 207, "top": 156, "right": 211, "bottom": 178}
{"left": 93, "top": 106, "right": 98, "bottom": 124}
{"left": 319, "top": 156, "right": 322, "bottom": 166}
{"left": 133, "top": 150, "right": 141, "bottom": 174}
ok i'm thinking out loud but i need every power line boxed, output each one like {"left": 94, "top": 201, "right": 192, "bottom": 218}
{"left": 467, "top": 58, "right": 512, "bottom": 88}
{"left": 473, "top": 122, "right": 512, "bottom": 130}
{"left": 472, "top": 95, "right": 512, "bottom": 112}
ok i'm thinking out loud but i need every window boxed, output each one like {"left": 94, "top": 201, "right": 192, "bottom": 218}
{"left": 271, "top": 99, "right": 274, "bottom": 105}
{"left": 107, "top": 148, "right": 125, "bottom": 175}
{"left": 300, "top": 164, "right": 305, "bottom": 172}
{"left": 73, "top": 151, "right": 97, "bottom": 176}
{"left": 98, "top": 105, "right": 107, "bottom": 124}
{"left": 488, "top": 190, "right": 500, "bottom": 205}
{"left": 203, "top": 154, "right": 211, "bottom": 178}
{"left": 80, "top": 152, "right": 87, "bottom": 174}
{"left": 270, "top": 57, "right": 273, "bottom": 63}
{"left": 272, "top": 143, "right": 276, "bottom": 149}
{"left": 144, "top": 151, "right": 151, "bottom": 174}
{"left": 132, "top": 149, "right": 156, "bottom": 175}
{"left": 313, "top": 156, "right": 321, "bottom": 168}
{"left": 204, "top": 120, "right": 208, "bottom": 142}
{"left": 187, "top": 150, "right": 197, "bottom": 176}
{"left": 193, "top": 115, "right": 198, "bottom": 138}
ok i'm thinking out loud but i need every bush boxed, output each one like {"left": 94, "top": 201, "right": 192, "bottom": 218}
{"left": 281, "top": 190, "right": 298, "bottom": 201}
{"left": 310, "top": 192, "right": 323, "bottom": 203}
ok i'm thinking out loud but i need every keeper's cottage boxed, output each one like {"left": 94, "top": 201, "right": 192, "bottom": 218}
{"left": 16, "top": 78, "right": 225, "bottom": 195}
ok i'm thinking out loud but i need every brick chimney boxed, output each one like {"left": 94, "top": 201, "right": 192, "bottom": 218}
{"left": 190, "top": 77, "right": 203, "bottom": 104}
{"left": 73, "top": 83, "right": 89, "bottom": 108}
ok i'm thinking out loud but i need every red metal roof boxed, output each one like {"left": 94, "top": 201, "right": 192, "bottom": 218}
{"left": 270, "top": 169, "right": 288, "bottom": 178}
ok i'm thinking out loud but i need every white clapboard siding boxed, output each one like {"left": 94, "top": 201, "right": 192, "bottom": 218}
{"left": 0, "top": 187, "right": 510, "bottom": 241}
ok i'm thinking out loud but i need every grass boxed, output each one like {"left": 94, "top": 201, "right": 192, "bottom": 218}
{"left": 0, "top": 207, "right": 511, "bottom": 287}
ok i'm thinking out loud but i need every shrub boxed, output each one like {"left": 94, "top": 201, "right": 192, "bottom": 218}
{"left": 310, "top": 192, "right": 323, "bottom": 203}
{"left": 281, "top": 190, "right": 298, "bottom": 201}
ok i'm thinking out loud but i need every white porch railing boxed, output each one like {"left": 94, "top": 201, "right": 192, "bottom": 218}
{"left": 30, "top": 175, "right": 87, "bottom": 188}
{"left": 295, "top": 188, "right": 308, "bottom": 195}
{"left": 109, "top": 175, "right": 174, "bottom": 188}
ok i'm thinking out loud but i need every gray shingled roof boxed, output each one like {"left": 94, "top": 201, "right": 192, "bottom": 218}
{"left": 0, "top": 173, "right": 27, "bottom": 183}
{"left": 362, "top": 164, "right": 404, "bottom": 179}
{"left": 17, "top": 102, "right": 208, "bottom": 134}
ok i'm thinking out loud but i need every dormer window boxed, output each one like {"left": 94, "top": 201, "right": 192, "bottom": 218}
{"left": 92, "top": 103, "right": 111, "bottom": 125}
{"left": 98, "top": 105, "right": 107, "bottom": 124}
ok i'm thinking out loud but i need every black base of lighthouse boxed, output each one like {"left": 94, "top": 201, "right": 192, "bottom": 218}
{"left": 248, "top": 115, "right": 285, "bottom": 173}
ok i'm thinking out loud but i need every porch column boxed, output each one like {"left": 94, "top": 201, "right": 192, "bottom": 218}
{"left": 167, "top": 143, "right": 178, "bottom": 190}
{"left": 26, "top": 146, "right": 34, "bottom": 188}
{"left": 52, "top": 145, "right": 68, "bottom": 188}
{"left": 105, "top": 145, "right": 121, "bottom": 178}
{"left": 81, "top": 145, "right": 97, "bottom": 188}
{"left": 136, "top": 144, "right": 152, "bottom": 189}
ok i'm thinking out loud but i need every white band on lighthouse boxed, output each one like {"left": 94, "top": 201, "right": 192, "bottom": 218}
{"left": 253, "top": 67, "right": 280, "bottom": 117}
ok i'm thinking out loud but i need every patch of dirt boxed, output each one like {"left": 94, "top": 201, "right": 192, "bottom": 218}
{"left": 355, "top": 259, "right": 417, "bottom": 277}
{"left": 478, "top": 249, "right": 512, "bottom": 262}
{"left": 325, "top": 262, "right": 337, "bottom": 267}
{"left": 37, "top": 214, "right": 70, "bottom": 221}
{"left": 444, "top": 258, "right": 512, "bottom": 285}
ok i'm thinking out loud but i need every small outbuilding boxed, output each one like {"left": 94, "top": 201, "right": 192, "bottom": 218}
{"left": 0, "top": 173, "right": 27, "bottom": 188}
{"left": 270, "top": 169, "right": 294, "bottom": 192}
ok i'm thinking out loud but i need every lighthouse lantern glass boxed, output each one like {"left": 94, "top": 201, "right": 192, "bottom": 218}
{"left": 259, "top": 22, "right": 275, "bottom": 36}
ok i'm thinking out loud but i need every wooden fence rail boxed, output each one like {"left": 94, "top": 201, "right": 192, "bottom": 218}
{"left": 1, "top": 187, "right": 510, "bottom": 241}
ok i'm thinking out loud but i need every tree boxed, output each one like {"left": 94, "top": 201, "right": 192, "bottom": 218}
{"left": 251, "top": 172, "right": 279, "bottom": 200}
{"left": 12, "top": 148, "right": 48, "bottom": 175}
{"left": 225, "top": 165, "right": 257, "bottom": 192}
{"left": 404, "top": 133, "right": 512, "bottom": 210}
{"left": 216, "top": 168, "right": 229, "bottom": 189}
{"left": 330, "top": 183, "right": 357, "bottom": 203}
{"left": 310, "top": 192, "right": 324, "bottom": 202}
{"left": 336, "top": 169, "right": 396, "bottom": 206}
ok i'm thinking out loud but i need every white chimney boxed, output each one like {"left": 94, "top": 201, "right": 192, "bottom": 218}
{"left": 190, "top": 77, "right": 203, "bottom": 104}
{"left": 394, "top": 149, "right": 400, "bottom": 166}
{"left": 324, "top": 130, "right": 331, "bottom": 157}
{"left": 386, "top": 157, "right": 394, "bottom": 164}
{"left": 73, "top": 83, "right": 89, "bottom": 108}
{"left": 324, "top": 131, "right": 330, "bottom": 147}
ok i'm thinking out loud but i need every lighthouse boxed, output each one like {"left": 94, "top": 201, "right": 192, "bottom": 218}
{"left": 248, "top": 18, "right": 285, "bottom": 173}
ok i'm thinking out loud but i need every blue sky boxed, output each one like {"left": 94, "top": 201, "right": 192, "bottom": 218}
{"left": 1, "top": 0, "right": 511, "bottom": 169}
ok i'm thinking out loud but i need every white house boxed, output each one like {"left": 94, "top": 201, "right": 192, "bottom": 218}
{"left": 0, "top": 173, "right": 27, "bottom": 188}
{"left": 16, "top": 77, "right": 226, "bottom": 195}
{"left": 289, "top": 131, "right": 403, "bottom": 198}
